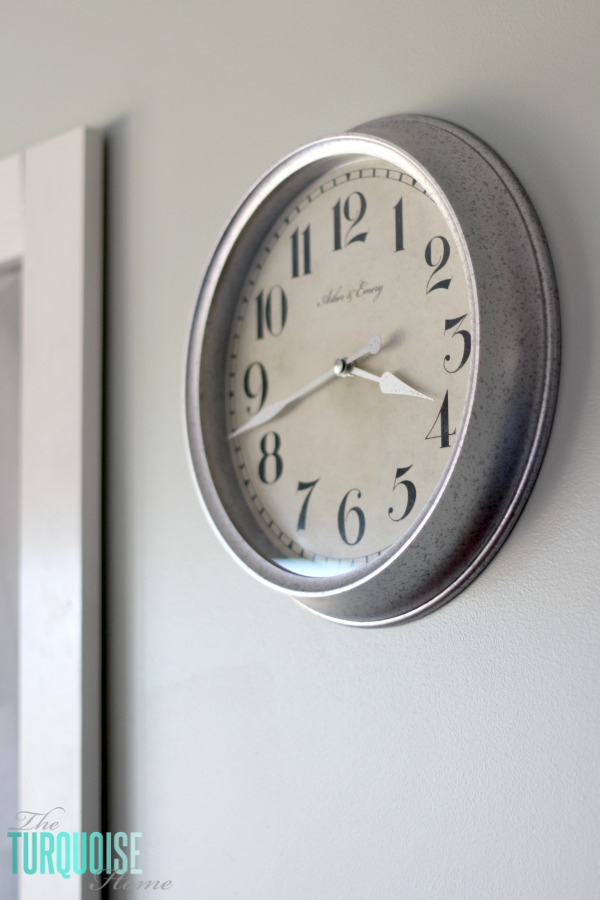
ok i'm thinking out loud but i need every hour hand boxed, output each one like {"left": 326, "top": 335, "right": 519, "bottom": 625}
{"left": 342, "top": 362, "right": 433, "bottom": 400}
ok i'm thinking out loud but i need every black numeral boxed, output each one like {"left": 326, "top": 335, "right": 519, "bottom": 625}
{"left": 394, "top": 197, "right": 404, "bottom": 252}
{"left": 256, "top": 287, "right": 288, "bottom": 340}
{"left": 333, "top": 192, "right": 368, "bottom": 251}
{"left": 426, "top": 392, "right": 455, "bottom": 448}
{"left": 337, "top": 488, "right": 366, "bottom": 546}
{"left": 425, "top": 236, "right": 452, "bottom": 293}
{"left": 296, "top": 479, "right": 320, "bottom": 531}
{"left": 443, "top": 315, "right": 471, "bottom": 373}
{"left": 291, "top": 225, "right": 311, "bottom": 278}
{"left": 388, "top": 466, "right": 416, "bottom": 521}
{"left": 243, "top": 362, "right": 268, "bottom": 413}
{"left": 258, "top": 432, "right": 283, "bottom": 484}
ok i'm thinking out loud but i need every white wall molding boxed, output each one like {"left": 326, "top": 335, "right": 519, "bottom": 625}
{"left": 0, "top": 129, "right": 103, "bottom": 900}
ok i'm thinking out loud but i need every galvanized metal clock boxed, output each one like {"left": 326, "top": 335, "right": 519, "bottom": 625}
{"left": 185, "top": 115, "right": 560, "bottom": 625}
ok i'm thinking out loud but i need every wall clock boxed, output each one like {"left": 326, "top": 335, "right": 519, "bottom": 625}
{"left": 185, "top": 114, "right": 560, "bottom": 626}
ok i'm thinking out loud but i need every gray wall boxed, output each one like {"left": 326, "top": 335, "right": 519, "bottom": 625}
{"left": 2, "top": 3, "right": 599, "bottom": 898}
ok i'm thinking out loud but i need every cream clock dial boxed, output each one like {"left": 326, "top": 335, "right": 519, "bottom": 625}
{"left": 186, "top": 115, "right": 559, "bottom": 625}
{"left": 227, "top": 162, "right": 471, "bottom": 571}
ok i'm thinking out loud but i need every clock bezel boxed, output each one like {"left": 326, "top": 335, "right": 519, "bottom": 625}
{"left": 185, "top": 116, "right": 560, "bottom": 625}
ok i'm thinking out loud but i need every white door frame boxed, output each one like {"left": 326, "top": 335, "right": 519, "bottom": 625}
{"left": 0, "top": 128, "right": 103, "bottom": 900}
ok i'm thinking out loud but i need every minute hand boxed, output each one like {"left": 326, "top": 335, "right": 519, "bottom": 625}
{"left": 228, "top": 334, "right": 382, "bottom": 439}
{"left": 347, "top": 364, "right": 433, "bottom": 400}
{"left": 229, "top": 368, "right": 333, "bottom": 439}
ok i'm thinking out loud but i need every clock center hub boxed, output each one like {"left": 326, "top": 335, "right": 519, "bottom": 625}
{"left": 333, "top": 357, "right": 349, "bottom": 377}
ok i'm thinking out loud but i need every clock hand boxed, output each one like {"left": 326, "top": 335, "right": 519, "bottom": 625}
{"left": 229, "top": 368, "right": 333, "bottom": 439}
{"left": 344, "top": 333, "right": 382, "bottom": 364}
{"left": 339, "top": 361, "right": 433, "bottom": 400}
{"left": 228, "top": 334, "right": 382, "bottom": 439}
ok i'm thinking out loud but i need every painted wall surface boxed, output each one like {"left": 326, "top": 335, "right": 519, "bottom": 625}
{"left": 2, "top": 3, "right": 599, "bottom": 898}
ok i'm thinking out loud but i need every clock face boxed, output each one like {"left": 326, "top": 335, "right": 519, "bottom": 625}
{"left": 225, "top": 159, "right": 474, "bottom": 576}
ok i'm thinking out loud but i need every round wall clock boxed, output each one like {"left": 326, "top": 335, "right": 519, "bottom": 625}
{"left": 185, "top": 115, "right": 560, "bottom": 625}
